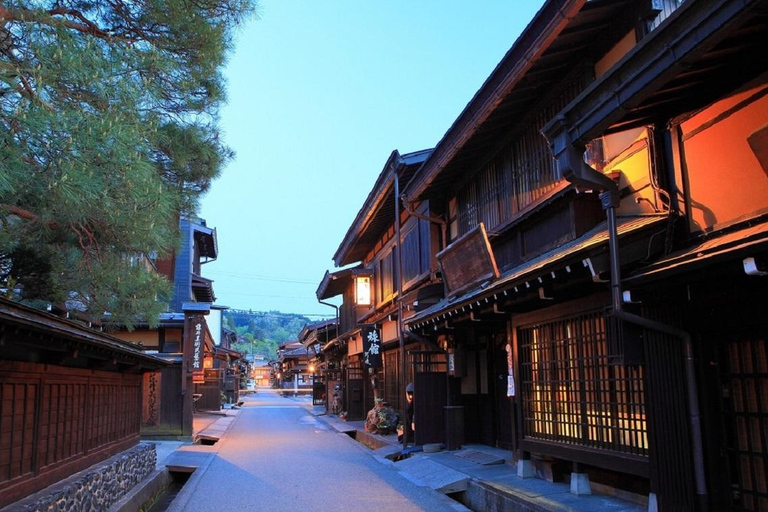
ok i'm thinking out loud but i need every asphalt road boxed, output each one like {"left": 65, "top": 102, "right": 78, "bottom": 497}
{"left": 166, "top": 389, "right": 466, "bottom": 512}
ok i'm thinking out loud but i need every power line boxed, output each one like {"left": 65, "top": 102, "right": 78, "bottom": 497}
{"left": 225, "top": 310, "right": 333, "bottom": 318}
{"left": 222, "top": 292, "right": 322, "bottom": 300}
{"left": 204, "top": 270, "right": 319, "bottom": 285}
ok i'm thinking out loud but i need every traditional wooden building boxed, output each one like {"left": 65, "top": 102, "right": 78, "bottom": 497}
{"left": 275, "top": 341, "right": 312, "bottom": 394}
{"left": 398, "top": 0, "right": 768, "bottom": 510}
{"left": 0, "top": 299, "right": 165, "bottom": 508}
{"left": 299, "top": 319, "right": 338, "bottom": 407}
{"left": 113, "top": 216, "right": 221, "bottom": 438}
{"left": 211, "top": 345, "right": 242, "bottom": 406}
{"left": 317, "top": 149, "right": 445, "bottom": 427}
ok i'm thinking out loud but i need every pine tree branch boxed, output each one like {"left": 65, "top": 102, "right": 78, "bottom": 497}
{"left": 0, "top": 5, "right": 114, "bottom": 42}
{"left": 46, "top": 7, "right": 112, "bottom": 39}
{"left": 1, "top": 204, "right": 39, "bottom": 222}
{"left": 1, "top": 204, "right": 60, "bottom": 232}
{"left": 0, "top": 58, "right": 56, "bottom": 111}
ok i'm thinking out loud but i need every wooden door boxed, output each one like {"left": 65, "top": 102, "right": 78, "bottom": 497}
{"left": 347, "top": 358, "right": 364, "bottom": 421}
{"left": 720, "top": 328, "right": 768, "bottom": 511}
{"left": 492, "top": 332, "right": 514, "bottom": 450}
{"left": 414, "top": 372, "right": 447, "bottom": 445}
{"left": 412, "top": 351, "right": 448, "bottom": 446}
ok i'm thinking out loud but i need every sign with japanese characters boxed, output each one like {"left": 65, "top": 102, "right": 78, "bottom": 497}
{"left": 189, "top": 314, "right": 205, "bottom": 382}
{"left": 142, "top": 371, "right": 160, "bottom": 427}
{"left": 362, "top": 326, "right": 382, "bottom": 370}
{"left": 506, "top": 343, "right": 515, "bottom": 397}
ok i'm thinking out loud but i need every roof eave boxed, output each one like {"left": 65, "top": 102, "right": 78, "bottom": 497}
{"left": 404, "top": 0, "right": 587, "bottom": 203}
{"left": 332, "top": 150, "right": 401, "bottom": 266}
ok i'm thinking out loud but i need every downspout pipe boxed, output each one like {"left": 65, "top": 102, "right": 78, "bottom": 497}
{"left": 612, "top": 307, "right": 706, "bottom": 511}
{"left": 547, "top": 124, "right": 708, "bottom": 511}
{"left": 318, "top": 300, "right": 339, "bottom": 332}
{"left": 318, "top": 300, "right": 340, "bottom": 417}
{"left": 395, "top": 171, "right": 409, "bottom": 450}
{"left": 608, "top": 205, "right": 707, "bottom": 510}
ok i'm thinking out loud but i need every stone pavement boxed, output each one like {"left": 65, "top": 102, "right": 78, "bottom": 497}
{"left": 146, "top": 395, "right": 647, "bottom": 512}
{"left": 301, "top": 399, "right": 647, "bottom": 512}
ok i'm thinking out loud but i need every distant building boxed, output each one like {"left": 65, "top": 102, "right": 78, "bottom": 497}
{"left": 113, "top": 216, "right": 237, "bottom": 438}
{"left": 274, "top": 341, "right": 311, "bottom": 394}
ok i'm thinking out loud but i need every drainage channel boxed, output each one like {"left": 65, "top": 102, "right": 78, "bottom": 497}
{"left": 143, "top": 469, "right": 194, "bottom": 512}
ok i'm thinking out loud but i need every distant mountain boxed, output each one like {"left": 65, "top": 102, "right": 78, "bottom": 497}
{"left": 224, "top": 310, "right": 316, "bottom": 360}
{"left": 225, "top": 309, "right": 312, "bottom": 342}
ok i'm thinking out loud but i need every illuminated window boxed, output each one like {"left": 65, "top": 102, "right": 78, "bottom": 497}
{"left": 518, "top": 309, "right": 648, "bottom": 456}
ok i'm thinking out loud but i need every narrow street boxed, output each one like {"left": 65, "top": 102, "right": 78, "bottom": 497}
{"left": 165, "top": 389, "right": 466, "bottom": 512}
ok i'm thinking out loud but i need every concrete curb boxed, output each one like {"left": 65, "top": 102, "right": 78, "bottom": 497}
{"left": 162, "top": 411, "right": 242, "bottom": 512}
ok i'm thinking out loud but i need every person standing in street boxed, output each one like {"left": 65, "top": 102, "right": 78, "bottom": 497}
{"left": 399, "top": 382, "right": 415, "bottom": 444}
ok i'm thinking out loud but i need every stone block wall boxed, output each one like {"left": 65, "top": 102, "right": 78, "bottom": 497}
{"left": 3, "top": 444, "right": 156, "bottom": 512}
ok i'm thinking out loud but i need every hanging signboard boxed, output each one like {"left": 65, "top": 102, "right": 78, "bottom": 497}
{"left": 506, "top": 343, "right": 516, "bottom": 397}
{"left": 437, "top": 223, "right": 500, "bottom": 299}
{"left": 361, "top": 325, "right": 382, "bottom": 370}
{"left": 507, "top": 376, "right": 516, "bottom": 397}
{"left": 189, "top": 314, "right": 205, "bottom": 383}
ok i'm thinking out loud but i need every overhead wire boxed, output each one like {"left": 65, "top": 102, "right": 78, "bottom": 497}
{"left": 204, "top": 270, "right": 319, "bottom": 285}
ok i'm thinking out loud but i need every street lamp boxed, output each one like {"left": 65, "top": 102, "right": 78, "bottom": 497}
{"left": 354, "top": 274, "right": 372, "bottom": 306}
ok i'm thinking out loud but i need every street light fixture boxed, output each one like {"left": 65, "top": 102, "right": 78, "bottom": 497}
{"left": 354, "top": 274, "right": 372, "bottom": 306}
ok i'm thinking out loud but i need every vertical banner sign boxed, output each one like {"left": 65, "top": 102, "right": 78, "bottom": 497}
{"left": 142, "top": 371, "right": 160, "bottom": 427}
{"left": 190, "top": 315, "right": 205, "bottom": 383}
{"left": 362, "top": 326, "right": 382, "bottom": 370}
{"left": 506, "top": 343, "right": 515, "bottom": 397}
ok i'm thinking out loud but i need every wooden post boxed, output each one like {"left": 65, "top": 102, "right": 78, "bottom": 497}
{"left": 181, "top": 312, "right": 194, "bottom": 438}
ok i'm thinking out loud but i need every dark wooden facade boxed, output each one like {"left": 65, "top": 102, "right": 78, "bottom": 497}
{"left": 0, "top": 299, "right": 164, "bottom": 508}
{"left": 299, "top": 319, "right": 338, "bottom": 407}
{"left": 275, "top": 342, "right": 312, "bottom": 393}
{"left": 318, "top": 149, "right": 444, "bottom": 425}
{"left": 114, "top": 216, "right": 222, "bottom": 438}
{"left": 312, "top": 1, "right": 768, "bottom": 508}
{"left": 395, "top": 0, "right": 768, "bottom": 510}
{"left": 116, "top": 308, "right": 220, "bottom": 437}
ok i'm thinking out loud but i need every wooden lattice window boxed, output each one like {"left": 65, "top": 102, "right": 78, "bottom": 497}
{"left": 646, "top": 0, "right": 687, "bottom": 33}
{"left": 518, "top": 309, "right": 648, "bottom": 456}
{"left": 724, "top": 336, "right": 768, "bottom": 511}
{"left": 456, "top": 76, "right": 586, "bottom": 237}
{"left": 347, "top": 357, "right": 363, "bottom": 380}
{"left": 400, "top": 208, "right": 432, "bottom": 291}
{"left": 384, "top": 351, "right": 401, "bottom": 412}
{"left": 375, "top": 247, "right": 397, "bottom": 304}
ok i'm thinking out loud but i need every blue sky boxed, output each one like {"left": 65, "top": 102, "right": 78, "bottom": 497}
{"left": 200, "top": 1, "right": 544, "bottom": 318}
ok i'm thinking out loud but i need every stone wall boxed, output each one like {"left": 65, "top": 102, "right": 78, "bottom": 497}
{"left": 2, "top": 444, "right": 156, "bottom": 512}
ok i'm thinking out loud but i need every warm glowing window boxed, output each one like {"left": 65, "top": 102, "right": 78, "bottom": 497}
{"left": 374, "top": 247, "right": 397, "bottom": 304}
{"left": 586, "top": 127, "right": 661, "bottom": 215}
{"left": 517, "top": 309, "right": 648, "bottom": 456}
{"left": 678, "top": 74, "right": 768, "bottom": 233}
